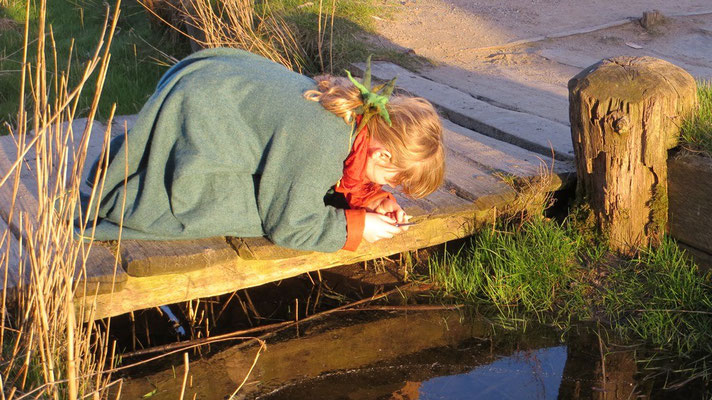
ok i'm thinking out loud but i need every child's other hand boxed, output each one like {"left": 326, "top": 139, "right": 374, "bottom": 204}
{"left": 372, "top": 197, "right": 410, "bottom": 226}
{"left": 363, "top": 212, "right": 404, "bottom": 243}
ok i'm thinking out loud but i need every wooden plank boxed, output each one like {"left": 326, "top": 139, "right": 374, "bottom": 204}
{"left": 228, "top": 236, "right": 312, "bottom": 261}
{"left": 442, "top": 149, "right": 517, "bottom": 210}
{"left": 352, "top": 62, "right": 575, "bottom": 160}
{"left": 79, "top": 201, "right": 509, "bottom": 320}
{"left": 677, "top": 242, "right": 712, "bottom": 274}
{"left": 74, "top": 242, "right": 127, "bottom": 296}
{"left": 0, "top": 125, "right": 127, "bottom": 295}
{"left": 538, "top": 44, "right": 712, "bottom": 80}
{"left": 65, "top": 119, "right": 128, "bottom": 294}
{"left": 0, "top": 203, "right": 123, "bottom": 296}
{"left": 119, "top": 237, "right": 239, "bottom": 277}
{"left": 442, "top": 119, "right": 575, "bottom": 189}
{"left": 421, "top": 65, "right": 570, "bottom": 125}
{"left": 0, "top": 135, "right": 40, "bottom": 238}
{"left": 668, "top": 152, "right": 712, "bottom": 254}
{"left": 394, "top": 186, "right": 471, "bottom": 215}
{"left": 0, "top": 217, "right": 23, "bottom": 293}
{"left": 0, "top": 119, "right": 111, "bottom": 199}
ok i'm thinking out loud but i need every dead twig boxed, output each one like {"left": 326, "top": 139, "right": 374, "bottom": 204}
{"left": 334, "top": 304, "right": 464, "bottom": 312}
{"left": 122, "top": 282, "right": 431, "bottom": 358}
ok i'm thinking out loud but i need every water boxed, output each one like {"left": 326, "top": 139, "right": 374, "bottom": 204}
{"left": 118, "top": 309, "right": 709, "bottom": 399}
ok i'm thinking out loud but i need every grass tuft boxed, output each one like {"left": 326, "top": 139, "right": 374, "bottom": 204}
{"left": 426, "top": 216, "right": 712, "bottom": 357}
{"left": 605, "top": 237, "right": 712, "bottom": 354}
{"left": 429, "top": 217, "right": 588, "bottom": 320}
{"left": 680, "top": 80, "right": 712, "bottom": 157}
{"left": 161, "top": 0, "right": 308, "bottom": 72}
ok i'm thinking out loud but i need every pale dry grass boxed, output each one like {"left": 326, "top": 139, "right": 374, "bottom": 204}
{"left": 141, "top": 0, "right": 307, "bottom": 72}
{"left": 0, "top": 1, "right": 123, "bottom": 398}
{"left": 495, "top": 155, "right": 557, "bottom": 225}
{"left": 0, "top": 1, "right": 271, "bottom": 397}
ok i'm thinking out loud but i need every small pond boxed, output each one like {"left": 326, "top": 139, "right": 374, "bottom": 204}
{"left": 118, "top": 307, "right": 709, "bottom": 399}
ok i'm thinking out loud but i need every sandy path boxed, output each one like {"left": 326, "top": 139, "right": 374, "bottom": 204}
{"left": 373, "top": 1, "right": 712, "bottom": 124}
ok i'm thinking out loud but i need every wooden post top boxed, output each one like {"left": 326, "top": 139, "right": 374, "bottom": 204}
{"left": 569, "top": 56, "right": 697, "bottom": 150}
{"left": 569, "top": 56, "right": 697, "bottom": 102}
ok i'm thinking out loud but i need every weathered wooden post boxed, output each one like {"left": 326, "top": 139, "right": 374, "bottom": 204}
{"left": 568, "top": 56, "right": 696, "bottom": 255}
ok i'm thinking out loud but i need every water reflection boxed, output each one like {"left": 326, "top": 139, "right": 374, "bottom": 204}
{"left": 420, "top": 346, "right": 567, "bottom": 399}
{"left": 119, "top": 309, "right": 705, "bottom": 399}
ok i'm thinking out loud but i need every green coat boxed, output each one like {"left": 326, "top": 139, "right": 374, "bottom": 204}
{"left": 84, "top": 48, "right": 354, "bottom": 252}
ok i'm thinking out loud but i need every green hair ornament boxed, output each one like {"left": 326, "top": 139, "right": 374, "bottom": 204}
{"left": 344, "top": 55, "right": 397, "bottom": 135}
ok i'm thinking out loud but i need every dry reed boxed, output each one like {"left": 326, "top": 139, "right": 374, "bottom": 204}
{"left": 496, "top": 153, "right": 557, "bottom": 225}
{"left": 0, "top": 0, "right": 124, "bottom": 398}
{"left": 1, "top": 1, "right": 274, "bottom": 397}
{"left": 141, "top": 0, "right": 307, "bottom": 72}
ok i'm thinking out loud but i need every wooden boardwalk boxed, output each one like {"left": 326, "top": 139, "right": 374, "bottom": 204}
{"left": 0, "top": 64, "right": 576, "bottom": 320}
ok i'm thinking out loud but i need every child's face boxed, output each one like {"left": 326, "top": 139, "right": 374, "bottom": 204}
{"left": 365, "top": 145, "right": 399, "bottom": 187}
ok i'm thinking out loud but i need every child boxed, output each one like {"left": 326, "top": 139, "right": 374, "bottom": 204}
{"left": 84, "top": 48, "right": 444, "bottom": 252}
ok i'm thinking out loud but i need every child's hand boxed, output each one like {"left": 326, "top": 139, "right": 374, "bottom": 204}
{"left": 362, "top": 212, "right": 405, "bottom": 243}
{"left": 372, "top": 197, "right": 410, "bottom": 227}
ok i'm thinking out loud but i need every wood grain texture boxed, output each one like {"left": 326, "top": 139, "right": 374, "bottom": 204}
{"left": 0, "top": 217, "right": 23, "bottom": 292}
{"left": 0, "top": 122, "right": 127, "bottom": 294}
{"left": 119, "top": 237, "right": 239, "bottom": 277}
{"left": 396, "top": 187, "right": 472, "bottom": 215}
{"left": 353, "top": 62, "right": 574, "bottom": 160}
{"left": 668, "top": 152, "right": 712, "bottom": 255}
{"left": 0, "top": 135, "right": 41, "bottom": 239}
{"left": 228, "top": 236, "right": 312, "bottom": 261}
{"left": 442, "top": 149, "right": 516, "bottom": 209}
{"left": 677, "top": 242, "right": 712, "bottom": 274}
{"left": 568, "top": 56, "right": 697, "bottom": 255}
{"left": 79, "top": 203, "right": 504, "bottom": 320}
{"left": 74, "top": 242, "right": 127, "bottom": 296}
{"left": 442, "top": 119, "right": 575, "bottom": 188}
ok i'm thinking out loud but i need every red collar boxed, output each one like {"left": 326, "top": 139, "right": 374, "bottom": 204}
{"left": 335, "top": 116, "right": 381, "bottom": 205}
{"left": 337, "top": 115, "right": 369, "bottom": 192}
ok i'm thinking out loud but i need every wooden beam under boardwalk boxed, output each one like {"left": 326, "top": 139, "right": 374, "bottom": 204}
{"left": 78, "top": 198, "right": 492, "bottom": 321}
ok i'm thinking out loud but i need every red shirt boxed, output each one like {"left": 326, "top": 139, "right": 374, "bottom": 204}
{"left": 336, "top": 120, "right": 395, "bottom": 251}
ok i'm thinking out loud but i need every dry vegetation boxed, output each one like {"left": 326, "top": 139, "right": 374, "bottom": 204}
{"left": 141, "top": 0, "right": 309, "bottom": 72}
{"left": 0, "top": 1, "right": 122, "bottom": 398}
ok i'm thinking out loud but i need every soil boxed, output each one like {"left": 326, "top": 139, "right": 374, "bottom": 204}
{"left": 370, "top": 0, "right": 712, "bottom": 124}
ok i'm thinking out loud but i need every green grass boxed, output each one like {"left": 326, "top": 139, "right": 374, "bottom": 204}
{"left": 428, "top": 217, "right": 590, "bottom": 320}
{"left": 604, "top": 238, "right": 712, "bottom": 354}
{"left": 0, "top": 0, "right": 191, "bottom": 124}
{"left": 426, "top": 216, "right": 712, "bottom": 356}
{"left": 1, "top": 0, "right": 423, "bottom": 125}
{"left": 680, "top": 80, "right": 712, "bottom": 157}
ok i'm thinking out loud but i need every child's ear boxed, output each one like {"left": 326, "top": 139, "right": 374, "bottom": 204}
{"left": 376, "top": 149, "right": 392, "bottom": 163}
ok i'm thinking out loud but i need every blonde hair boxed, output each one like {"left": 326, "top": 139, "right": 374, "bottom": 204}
{"left": 305, "top": 75, "right": 445, "bottom": 199}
